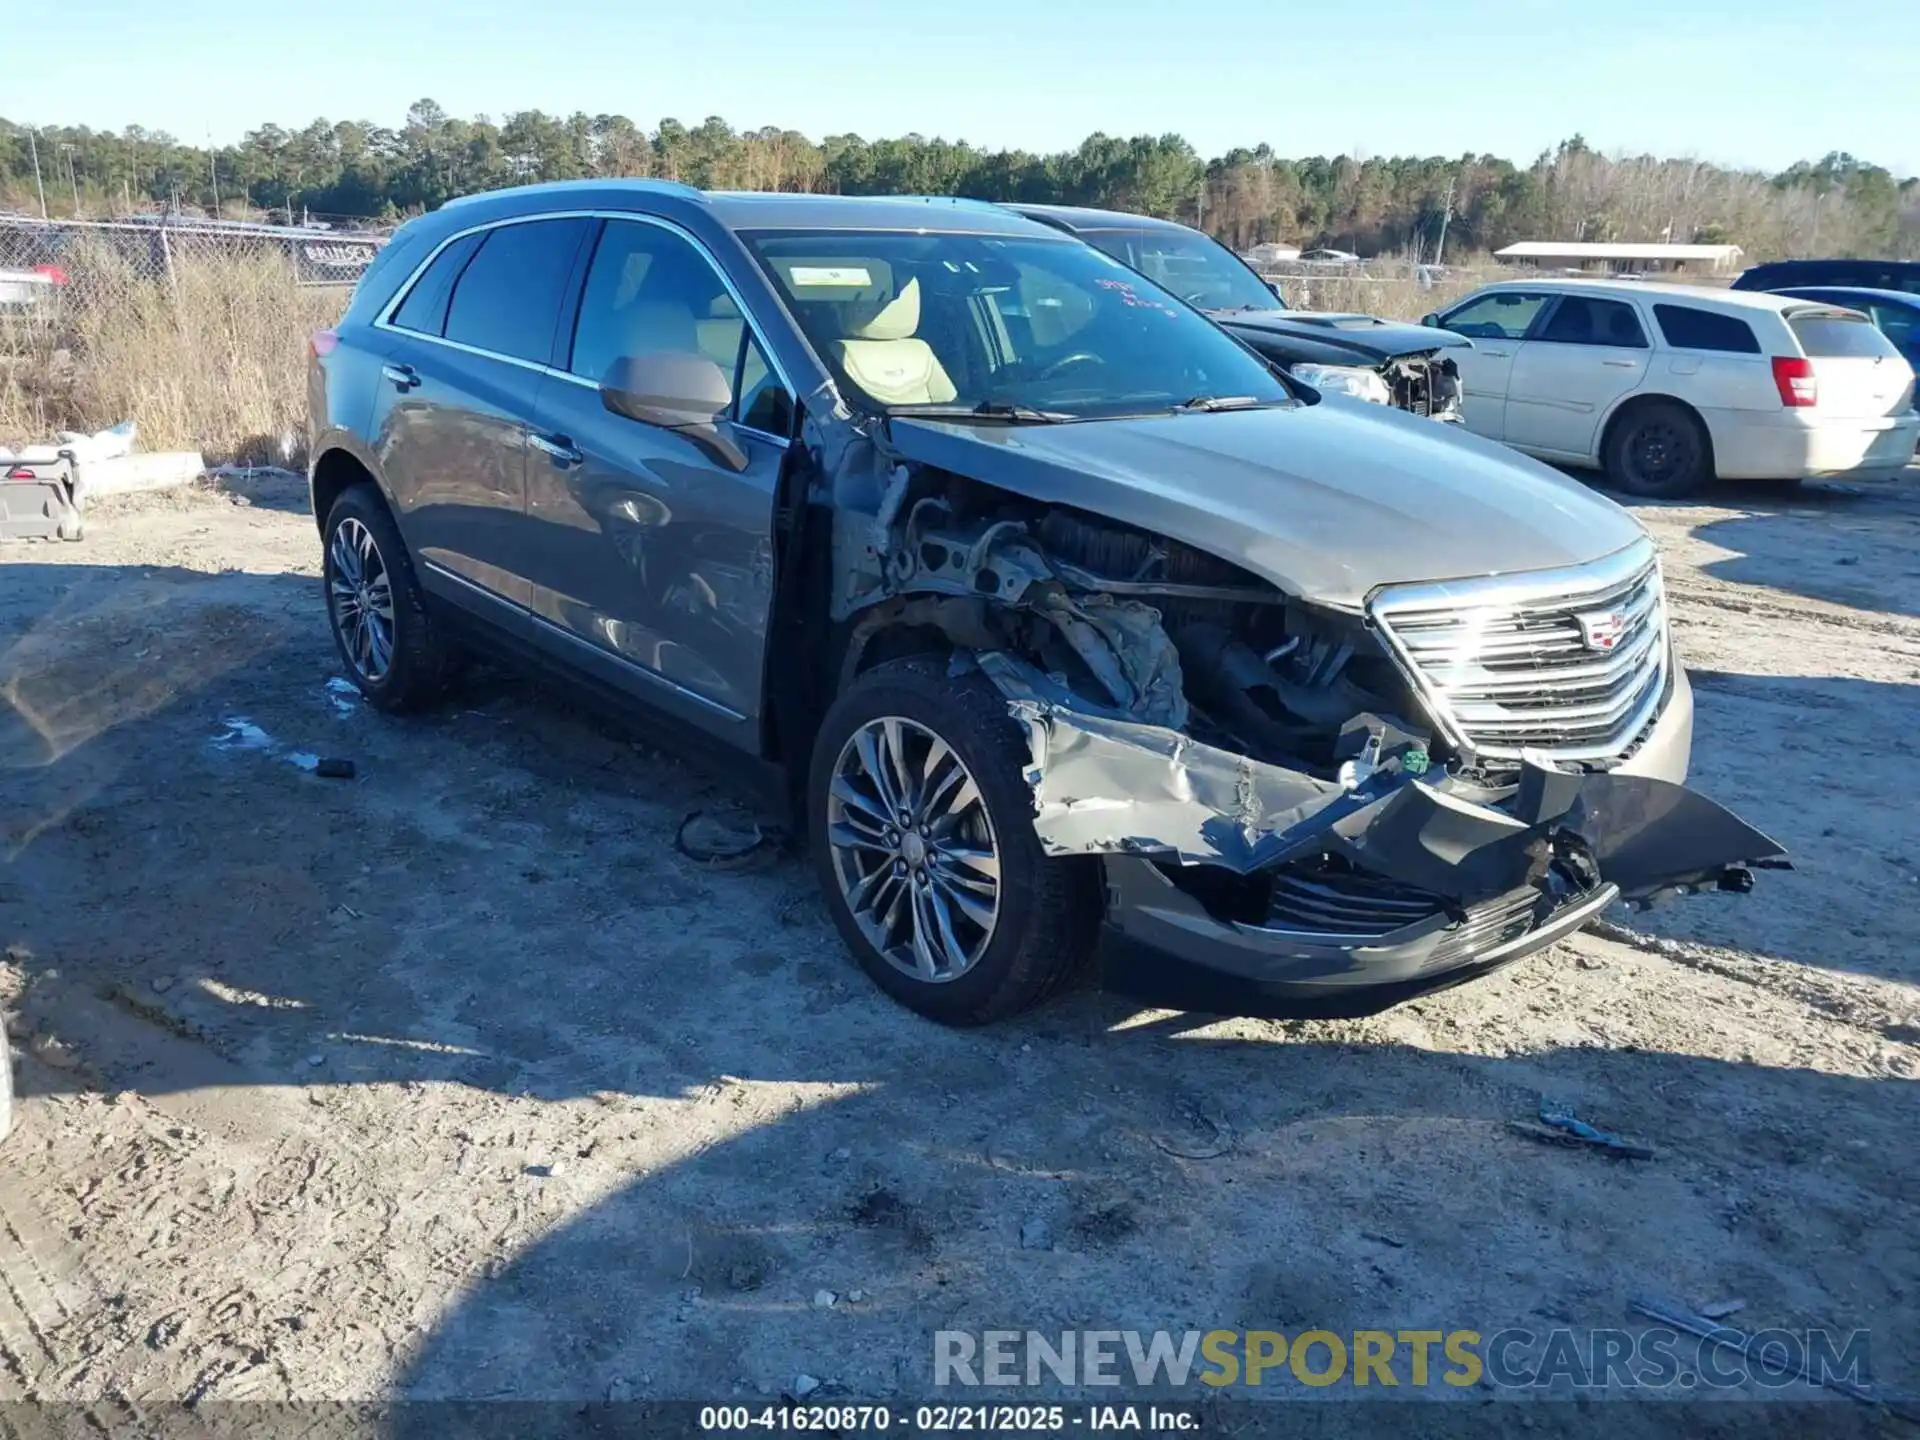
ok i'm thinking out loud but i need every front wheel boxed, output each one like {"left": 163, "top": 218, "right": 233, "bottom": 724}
{"left": 809, "top": 657, "right": 1100, "bottom": 1026}
{"left": 1604, "top": 401, "right": 1712, "bottom": 499}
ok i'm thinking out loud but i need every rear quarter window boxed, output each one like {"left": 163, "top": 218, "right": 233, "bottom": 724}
{"left": 389, "top": 232, "right": 483, "bottom": 336}
{"left": 443, "top": 218, "right": 593, "bottom": 364}
{"left": 1652, "top": 304, "right": 1760, "bottom": 354}
{"left": 1788, "top": 312, "right": 1902, "bottom": 359}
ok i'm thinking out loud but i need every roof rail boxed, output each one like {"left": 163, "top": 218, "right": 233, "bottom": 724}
{"left": 440, "top": 178, "right": 705, "bottom": 209}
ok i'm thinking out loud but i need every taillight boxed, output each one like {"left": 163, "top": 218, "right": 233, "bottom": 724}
{"left": 1771, "top": 356, "right": 1817, "bottom": 407}
{"left": 5, "top": 466, "right": 37, "bottom": 481}
{"left": 32, "top": 263, "right": 68, "bottom": 286}
{"left": 310, "top": 329, "right": 340, "bottom": 358}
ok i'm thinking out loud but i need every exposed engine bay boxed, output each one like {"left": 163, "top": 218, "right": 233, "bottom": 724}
{"left": 828, "top": 442, "right": 1785, "bottom": 986}
{"left": 1383, "top": 352, "right": 1463, "bottom": 422}
{"left": 1290, "top": 352, "right": 1463, "bottom": 422}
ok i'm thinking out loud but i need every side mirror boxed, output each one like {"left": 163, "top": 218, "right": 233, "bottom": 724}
{"left": 599, "top": 353, "right": 748, "bottom": 472}
{"left": 1420, "top": 313, "right": 1440, "bottom": 328}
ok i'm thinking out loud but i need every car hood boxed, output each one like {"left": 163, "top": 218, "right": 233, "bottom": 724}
{"left": 1214, "top": 309, "right": 1471, "bottom": 362}
{"left": 887, "top": 400, "right": 1647, "bottom": 611}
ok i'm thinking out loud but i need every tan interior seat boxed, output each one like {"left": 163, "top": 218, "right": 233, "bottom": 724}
{"left": 833, "top": 279, "right": 956, "bottom": 406}
{"left": 697, "top": 295, "right": 745, "bottom": 373}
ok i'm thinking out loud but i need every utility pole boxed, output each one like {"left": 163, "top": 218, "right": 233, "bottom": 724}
{"left": 1196, "top": 176, "right": 1206, "bottom": 231}
{"left": 28, "top": 129, "right": 48, "bottom": 219}
{"left": 208, "top": 128, "right": 220, "bottom": 216}
{"left": 60, "top": 143, "right": 80, "bottom": 216}
{"left": 1434, "top": 175, "right": 1456, "bottom": 267}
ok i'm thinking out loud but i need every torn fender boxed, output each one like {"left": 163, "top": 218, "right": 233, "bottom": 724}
{"left": 977, "top": 651, "right": 1787, "bottom": 906}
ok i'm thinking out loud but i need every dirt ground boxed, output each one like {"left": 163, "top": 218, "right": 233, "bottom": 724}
{"left": 1, "top": 463, "right": 1916, "bottom": 1430}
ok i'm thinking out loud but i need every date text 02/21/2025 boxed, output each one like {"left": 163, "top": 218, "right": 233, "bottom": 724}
{"left": 697, "top": 1404, "right": 1202, "bottom": 1431}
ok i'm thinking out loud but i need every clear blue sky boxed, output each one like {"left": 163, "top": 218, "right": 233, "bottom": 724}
{"left": 12, "top": 0, "right": 1917, "bottom": 176}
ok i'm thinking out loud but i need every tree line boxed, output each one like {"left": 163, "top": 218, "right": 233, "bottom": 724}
{"left": 3, "top": 102, "right": 1916, "bottom": 261}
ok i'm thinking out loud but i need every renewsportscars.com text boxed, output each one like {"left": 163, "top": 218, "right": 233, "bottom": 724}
{"left": 934, "top": 1327, "right": 1871, "bottom": 1391}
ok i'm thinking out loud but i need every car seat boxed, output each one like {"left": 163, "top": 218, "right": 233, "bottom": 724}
{"left": 833, "top": 279, "right": 957, "bottom": 405}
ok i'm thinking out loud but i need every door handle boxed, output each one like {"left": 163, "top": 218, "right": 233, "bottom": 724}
{"left": 1602, "top": 358, "right": 1638, "bottom": 368}
{"left": 1480, "top": 348, "right": 1511, "bottom": 358}
{"left": 381, "top": 363, "right": 419, "bottom": 391}
{"left": 529, "top": 432, "right": 584, "bottom": 467}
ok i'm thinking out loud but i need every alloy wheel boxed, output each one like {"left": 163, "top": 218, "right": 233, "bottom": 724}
{"left": 825, "top": 716, "right": 1002, "bottom": 983}
{"left": 327, "top": 516, "right": 396, "bottom": 683}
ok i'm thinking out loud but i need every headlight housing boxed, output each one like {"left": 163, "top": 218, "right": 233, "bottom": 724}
{"left": 1291, "top": 363, "right": 1392, "bottom": 407}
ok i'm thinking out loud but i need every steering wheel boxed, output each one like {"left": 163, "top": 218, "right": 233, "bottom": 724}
{"left": 1035, "top": 351, "right": 1106, "bottom": 382}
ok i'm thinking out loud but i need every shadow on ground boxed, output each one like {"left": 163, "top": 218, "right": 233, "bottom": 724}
{"left": 1, "top": 555, "right": 1914, "bottom": 1433}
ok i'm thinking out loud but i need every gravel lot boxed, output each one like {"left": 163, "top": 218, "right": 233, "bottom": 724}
{"left": 2, "top": 465, "right": 1916, "bottom": 1431}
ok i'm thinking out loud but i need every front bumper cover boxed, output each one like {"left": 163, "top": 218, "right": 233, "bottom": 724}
{"left": 975, "top": 650, "right": 1786, "bottom": 1019}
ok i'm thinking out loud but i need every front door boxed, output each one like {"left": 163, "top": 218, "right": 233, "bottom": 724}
{"left": 1503, "top": 295, "right": 1652, "bottom": 457}
{"left": 369, "top": 216, "right": 592, "bottom": 610}
{"left": 1436, "top": 290, "right": 1556, "bottom": 439}
{"left": 522, "top": 216, "right": 795, "bottom": 736}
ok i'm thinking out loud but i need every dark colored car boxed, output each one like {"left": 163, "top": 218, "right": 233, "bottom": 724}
{"left": 1732, "top": 259, "right": 1920, "bottom": 297}
{"left": 308, "top": 181, "right": 1781, "bottom": 1026}
{"left": 1769, "top": 287, "right": 1920, "bottom": 388}
{"left": 1005, "top": 204, "right": 1470, "bottom": 422}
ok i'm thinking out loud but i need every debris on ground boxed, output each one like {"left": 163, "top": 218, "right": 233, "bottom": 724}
{"left": 811, "top": 1289, "right": 837, "bottom": 1310}
{"left": 1630, "top": 1295, "right": 1920, "bottom": 1420}
{"left": 790, "top": 1375, "right": 821, "bottom": 1399}
{"left": 1698, "top": 1298, "right": 1747, "bottom": 1319}
{"left": 1509, "top": 1099, "right": 1655, "bottom": 1160}
{"left": 675, "top": 810, "right": 773, "bottom": 869}
{"left": 325, "top": 678, "right": 363, "bottom": 715}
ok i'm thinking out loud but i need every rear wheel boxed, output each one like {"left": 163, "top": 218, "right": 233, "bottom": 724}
{"left": 809, "top": 657, "right": 1100, "bottom": 1025}
{"left": 322, "top": 484, "right": 455, "bottom": 713}
{"left": 1604, "top": 400, "right": 1712, "bottom": 499}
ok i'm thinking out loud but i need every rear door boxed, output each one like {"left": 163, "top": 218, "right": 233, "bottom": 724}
{"left": 1503, "top": 295, "right": 1651, "bottom": 457}
{"left": 1785, "top": 307, "right": 1916, "bottom": 419}
{"left": 370, "top": 215, "right": 591, "bottom": 611}
{"left": 1434, "top": 290, "right": 1557, "bottom": 438}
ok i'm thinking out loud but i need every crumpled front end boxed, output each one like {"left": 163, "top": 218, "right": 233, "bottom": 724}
{"left": 828, "top": 427, "right": 1786, "bottom": 1018}
{"left": 979, "top": 649, "right": 1780, "bottom": 1016}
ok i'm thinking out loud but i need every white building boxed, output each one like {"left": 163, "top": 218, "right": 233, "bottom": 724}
{"left": 1495, "top": 241, "right": 1745, "bottom": 276}
{"left": 1241, "top": 241, "right": 1301, "bottom": 266}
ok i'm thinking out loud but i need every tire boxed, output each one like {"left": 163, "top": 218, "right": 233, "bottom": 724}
{"left": 1603, "top": 400, "right": 1712, "bottom": 499}
{"left": 321, "top": 483, "right": 455, "bottom": 713}
{"left": 808, "top": 656, "right": 1101, "bottom": 1026}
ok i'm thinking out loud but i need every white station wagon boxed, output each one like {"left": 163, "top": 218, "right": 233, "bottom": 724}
{"left": 1426, "top": 279, "right": 1920, "bottom": 496}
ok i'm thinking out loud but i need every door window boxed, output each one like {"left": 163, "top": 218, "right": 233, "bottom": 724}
{"left": 736, "top": 329, "right": 793, "bottom": 435}
{"left": 443, "top": 218, "right": 592, "bottom": 364}
{"left": 571, "top": 219, "right": 791, "bottom": 430}
{"left": 1868, "top": 304, "right": 1917, "bottom": 353}
{"left": 1440, "top": 292, "right": 1553, "bottom": 340}
{"left": 1535, "top": 296, "right": 1648, "bottom": 348}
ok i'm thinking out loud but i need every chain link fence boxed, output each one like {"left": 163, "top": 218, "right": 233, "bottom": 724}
{"left": 1, "top": 217, "right": 387, "bottom": 463}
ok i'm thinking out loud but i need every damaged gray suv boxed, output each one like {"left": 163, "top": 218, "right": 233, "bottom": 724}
{"left": 309, "top": 182, "right": 1785, "bottom": 1026}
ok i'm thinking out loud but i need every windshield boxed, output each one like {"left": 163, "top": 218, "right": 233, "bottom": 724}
{"left": 1081, "top": 228, "right": 1284, "bottom": 313}
{"left": 745, "top": 230, "right": 1291, "bottom": 420}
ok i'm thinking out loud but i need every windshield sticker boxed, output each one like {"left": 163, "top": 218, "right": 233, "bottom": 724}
{"left": 1095, "top": 276, "right": 1180, "bottom": 318}
{"left": 788, "top": 266, "right": 873, "bottom": 287}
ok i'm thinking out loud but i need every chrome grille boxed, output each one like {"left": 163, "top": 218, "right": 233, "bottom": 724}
{"left": 1369, "top": 539, "right": 1668, "bottom": 763}
{"left": 1262, "top": 860, "right": 1545, "bottom": 965}
{"left": 1267, "top": 866, "right": 1447, "bottom": 938}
